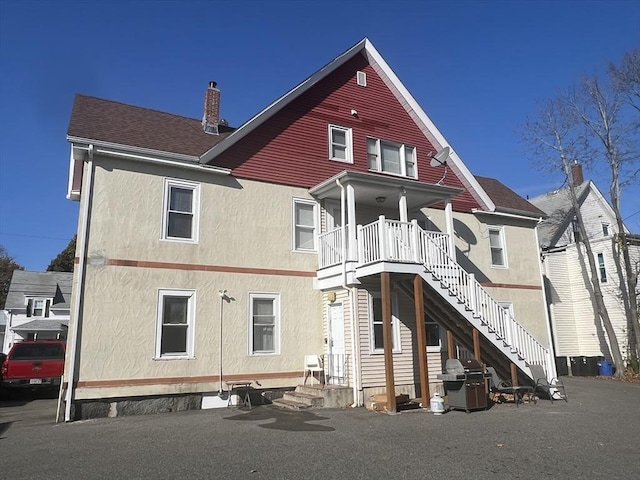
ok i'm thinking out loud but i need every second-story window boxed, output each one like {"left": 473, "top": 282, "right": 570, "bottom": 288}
{"left": 293, "top": 198, "right": 317, "bottom": 252}
{"left": 162, "top": 179, "right": 200, "bottom": 243}
{"left": 367, "top": 137, "right": 416, "bottom": 178}
{"left": 602, "top": 223, "right": 610, "bottom": 236}
{"left": 328, "top": 125, "right": 352, "bottom": 163}
{"left": 26, "top": 298, "right": 51, "bottom": 317}
{"left": 597, "top": 253, "right": 607, "bottom": 282}
{"left": 489, "top": 226, "right": 507, "bottom": 268}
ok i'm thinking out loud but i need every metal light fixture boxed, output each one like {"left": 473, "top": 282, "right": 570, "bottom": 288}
{"left": 376, "top": 196, "right": 386, "bottom": 203}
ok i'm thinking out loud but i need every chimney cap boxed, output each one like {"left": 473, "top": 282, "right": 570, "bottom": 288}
{"left": 209, "top": 81, "right": 218, "bottom": 89}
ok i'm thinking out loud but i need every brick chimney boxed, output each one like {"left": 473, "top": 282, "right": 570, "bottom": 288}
{"left": 571, "top": 162, "right": 584, "bottom": 186}
{"left": 202, "top": 81, "right": 220, "bottom": 134}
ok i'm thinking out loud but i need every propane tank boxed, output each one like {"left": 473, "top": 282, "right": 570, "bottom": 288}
{"left": 430, "top": 392, "right": 445, "bottom": 415}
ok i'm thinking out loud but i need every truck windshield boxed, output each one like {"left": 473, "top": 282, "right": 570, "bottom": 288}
{"left": 10, "top": 343, "right": 65, "bottom": 360}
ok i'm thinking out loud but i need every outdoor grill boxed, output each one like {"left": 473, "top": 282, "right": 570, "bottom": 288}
{"left": 437, "top": 358, "right": 488, "bottom": 412}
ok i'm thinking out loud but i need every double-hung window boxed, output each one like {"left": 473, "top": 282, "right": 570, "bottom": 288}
{"left": 597, "top": 253, "right": 607, "bottom": 282}
{"left": 155, "top": 289, "right": 195, "bottom": 359}
{"left": 489, "top": 226, "right": 507, "bottom": 268}
{"left": 293, "top": 198, "right": 317, "bottom": 252}
{"left": 370, "top": 294, "right": 400, "bottom": 353}
{"left": 367, "top": 137, "right": 417, "bottom": 178}
{"left": 162, "top": 179, "right": 200, "bottom": 242}
{"left": 26, "top": 298, "right": 51, "bottom": 317}
{"left": 328, "top": 125, "right": 352, "bottom": 163}
{"left": 249, "top": 293, "right": 280, "bottom": 355}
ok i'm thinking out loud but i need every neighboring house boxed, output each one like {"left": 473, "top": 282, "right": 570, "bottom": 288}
{"left": 1, "top": 270, "right": 72, "bottom": 353}
{"left": 529, "top": 163, "right": 640, "bottom": 375}
{"left": 63, "top": 38, "right": 554, "bottom": 420}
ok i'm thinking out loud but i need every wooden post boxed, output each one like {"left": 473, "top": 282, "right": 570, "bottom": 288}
{"left": 510, "top": 363, "right": 519, "bottom": 386}
{"left": 381, "top": 272, "right": 396, "bottom": 413}
{"left": 446, "top": 329, "right": 455, "bottom": 359}
{"left": 473, "top": 328, "right": 481, "bottom": 361}
{"left": 414, "top": 275, "right": 429, "bottom": 407}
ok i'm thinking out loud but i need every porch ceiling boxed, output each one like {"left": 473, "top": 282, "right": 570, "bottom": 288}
{"left": 309, "top": 170, "right": 462, "bottom": 209}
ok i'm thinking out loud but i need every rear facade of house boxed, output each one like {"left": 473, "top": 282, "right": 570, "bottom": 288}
{"left": 63, "top": 39, "right": 554, "bottom": 419}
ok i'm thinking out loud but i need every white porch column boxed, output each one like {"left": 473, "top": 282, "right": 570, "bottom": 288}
{"left": 444, "top": 197, "right": 456, "bottom": 260}
{"left": 398, "top": 187, "right": 408, "bottom": 223}
{"left": 347, "top": 183, "right": 357, "bottom": 261}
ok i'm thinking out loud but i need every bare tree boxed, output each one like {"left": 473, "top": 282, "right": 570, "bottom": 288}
{"left": 569, "top": 59, "right": 639, "bottom": 370}
{"left": 523, "top": 94, "right": 627, "bottom": 378}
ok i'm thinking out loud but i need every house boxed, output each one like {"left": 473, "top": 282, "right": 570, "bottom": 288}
{"left": 529, "top": 163, "right": 640, "bottom": 375}
{"left": 1, "top": 270, "right": 72, "bottom": 353}
{"left": 62, "top": 38, "right": 555, "bottom": 420}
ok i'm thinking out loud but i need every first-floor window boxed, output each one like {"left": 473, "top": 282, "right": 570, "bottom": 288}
{"left": 249, "top": 293, "right": 280, "bottom": 355}
{"left": 156, "top": 289, "right": 195, "bottom": 358}
{"left": 425, "top": 320, "right": 441, "bottom": 351}
{"left": 370, "top": 294, "right": 400, "bottom": 353}
{"left": 597, "top": 253, "right": 607, "bottom": 282}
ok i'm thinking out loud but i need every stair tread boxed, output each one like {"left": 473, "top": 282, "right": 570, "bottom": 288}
{"left": 272, "top": 398, "right": 313, "bottom": 410}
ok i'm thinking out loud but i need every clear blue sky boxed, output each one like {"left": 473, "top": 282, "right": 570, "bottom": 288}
{"left": 1, "top": 0, "right": 638, "bottom": 271}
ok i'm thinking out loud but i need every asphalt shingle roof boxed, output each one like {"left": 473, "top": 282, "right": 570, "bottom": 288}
{"left": 67, "top": 94, "right": 234, "bottom": 157}
{"left": 474, "top": 176, "right": 546, "bottom": 218}
{"left": 4, "top": 271, "right": 73, "bottom": 310}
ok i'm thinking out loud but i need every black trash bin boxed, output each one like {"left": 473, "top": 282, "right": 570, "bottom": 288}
{"left": 570, "top": 356, "right": 587, "bottom": 376}
{"left": 555, "top": 357, "right": 569, "bottom": 377}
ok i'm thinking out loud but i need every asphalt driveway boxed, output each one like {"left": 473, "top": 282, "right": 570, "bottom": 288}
{"left": 1, "top": 376, "right": 638, "bottom": 480}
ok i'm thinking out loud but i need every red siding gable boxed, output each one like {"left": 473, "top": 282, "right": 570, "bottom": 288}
{"left": 214, "top": 53, "right": 481, "bottom": 212}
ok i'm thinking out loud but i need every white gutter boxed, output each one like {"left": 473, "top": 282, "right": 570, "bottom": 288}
{"left": 64, "top": 145, "right": 95, "bottom": 422}
{"left": 336, "top": 179, "right": 362, "bottom": 406}
{"left": 68, "top": 137, "right": 231, "bottom": 176}
{"left": 472, "top": 208, "right": 542, "bottom": 223}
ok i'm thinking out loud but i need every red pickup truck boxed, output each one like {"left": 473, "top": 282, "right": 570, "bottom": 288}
{"left": 1, "top": 340, "right": 65, "bottom": 390}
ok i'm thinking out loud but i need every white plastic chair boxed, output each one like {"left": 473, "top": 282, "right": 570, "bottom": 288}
{"left": 303, "top": 355, "right": 324, "bottom": 386}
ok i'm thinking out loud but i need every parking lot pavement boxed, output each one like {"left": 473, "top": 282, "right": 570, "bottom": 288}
{"left": 1, "top": 376, "right": 639, "bottom": 480}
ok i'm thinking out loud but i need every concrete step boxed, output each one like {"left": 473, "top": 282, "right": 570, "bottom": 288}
{"left": 283, "top": 391, "right": 324, "bottom": 407}
{"left": 272, "top": 398, "right": 313, "bottom": 410}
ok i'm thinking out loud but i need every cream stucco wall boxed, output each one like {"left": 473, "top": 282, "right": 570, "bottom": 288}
{"left": 70, "top": 155, "right": 324, "bottom": 400}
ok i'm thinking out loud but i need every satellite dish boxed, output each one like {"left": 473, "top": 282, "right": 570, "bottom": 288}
{"left": 430, "top": 146, "right": 450, "bottom": 167}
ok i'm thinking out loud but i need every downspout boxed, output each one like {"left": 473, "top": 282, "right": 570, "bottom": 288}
{"left": 336, "top": 179, "right": 361, "bottom": 406}
{"left": 535, "top": 218, "right": 559, "bottom": 381}
{"left": 64, "top": 144, "right": 94, "bottom": 422}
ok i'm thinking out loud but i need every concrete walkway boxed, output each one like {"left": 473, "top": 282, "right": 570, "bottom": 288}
{"left": 1, "top": 376, "right": 638, "bottom": 479}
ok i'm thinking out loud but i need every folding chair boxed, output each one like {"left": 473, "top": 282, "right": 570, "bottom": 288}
{"left": 530, "top": 364, "right": 567, "bottom": 403}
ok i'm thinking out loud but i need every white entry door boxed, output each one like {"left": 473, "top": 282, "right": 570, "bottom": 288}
{"left": 327, "top": 302, "right": 346, "bottom": 384}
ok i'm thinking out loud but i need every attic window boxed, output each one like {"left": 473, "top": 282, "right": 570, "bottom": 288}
{"left": 356, "top": 71, "right": 367, "bottom": 87}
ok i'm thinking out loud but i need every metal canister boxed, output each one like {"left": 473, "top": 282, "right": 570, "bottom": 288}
{"left": 430, "top": 392, "right": 445, "bottom": 415}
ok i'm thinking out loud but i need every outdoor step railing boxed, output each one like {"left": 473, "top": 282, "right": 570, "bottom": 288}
{"left": 318, "top": 215, "right": 552, "bottom": 378}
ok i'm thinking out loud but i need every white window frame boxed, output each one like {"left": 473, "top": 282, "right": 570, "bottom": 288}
{"left": 602, "top": 223, "right": 610, "bottom": 237}
{"left": 367, "top": 137, "right": 417, "bottom": 179}
{"left": 248, "top": 292, "right": 281, "bottom": 356}
{"left": 328, "top": 125, "right": 353, "bottom": 163}
{"left": 25, "top": 297, "right": 52, "bottom": 317}
{"left": 425, "top": 319, "right": 442, "bottom": 353}
{"left": 292, "top": 198, "right": 318, "bottom": 252}
{"left": 597, "top": 253, "right": 607, "bottom": 283}
{"left": 489, "top": 226, "right": 508, "bottom": 268}
{"left": 155, "top": 289, "right": 196, "bottom": 360}
{"left": 161, "top": 178, "right": 200, "bottom": 243}
{"left": 356, "top": 71, "right": 367, "bottom": 87}
{"left": 369, "top": 293, "right": 401, "bottom": 354}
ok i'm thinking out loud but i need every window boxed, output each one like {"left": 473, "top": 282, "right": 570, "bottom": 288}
{"left": 162, "top": 179, "right": 200, "bottom": 242}
{"left": 425, "top": 320, "right": 441, "bottom": 351}
{"left": 356, "top": 71, "right": 367, "bottom": 86}
{"left": 602, "top": 223, "right": 610, "bottom": 236}
{"left": 597, "top": 253, "right": 607, "bottom": 282}
{"left": 328, "top": 125, "right": 352, "bottom": 163}
{"left": 249, "top": 293, "right": 280, "bottom": 355}
{"left": 26, "top": 298, "right": 51, "bottom": 317}
{"left": 370, "top": 294, "right": 400, "bottom": 353}
{"left": 367, "top": 137, "right": 416, "bottom": 178}
{"left": 155, "top": 289, "right": 195, "bottom": 358}
{"left": 572, "top": 217, "right": 581, "bottom": 243}
{"left": 293, "top": 198, "right": 317, "bottom": 251}
{"left": 489, "top": 227, "right": 507, "bottom": 267}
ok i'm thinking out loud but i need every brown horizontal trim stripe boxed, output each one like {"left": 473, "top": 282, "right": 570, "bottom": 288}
{"left": 75, "top": 370, "right": 301, "bottom": 389}
{"left": 94, "top": 258, "right": 316, "bottom": 277}
{"left": 480, "top": 282, "right": 542, "bottom": 290}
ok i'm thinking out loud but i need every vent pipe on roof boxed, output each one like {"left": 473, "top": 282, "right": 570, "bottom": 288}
{"left": 571, "top": 161, "right": 584, "bottom": 186}
{"left": 202, "top": 81, "right": 220, "bottom": 135}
